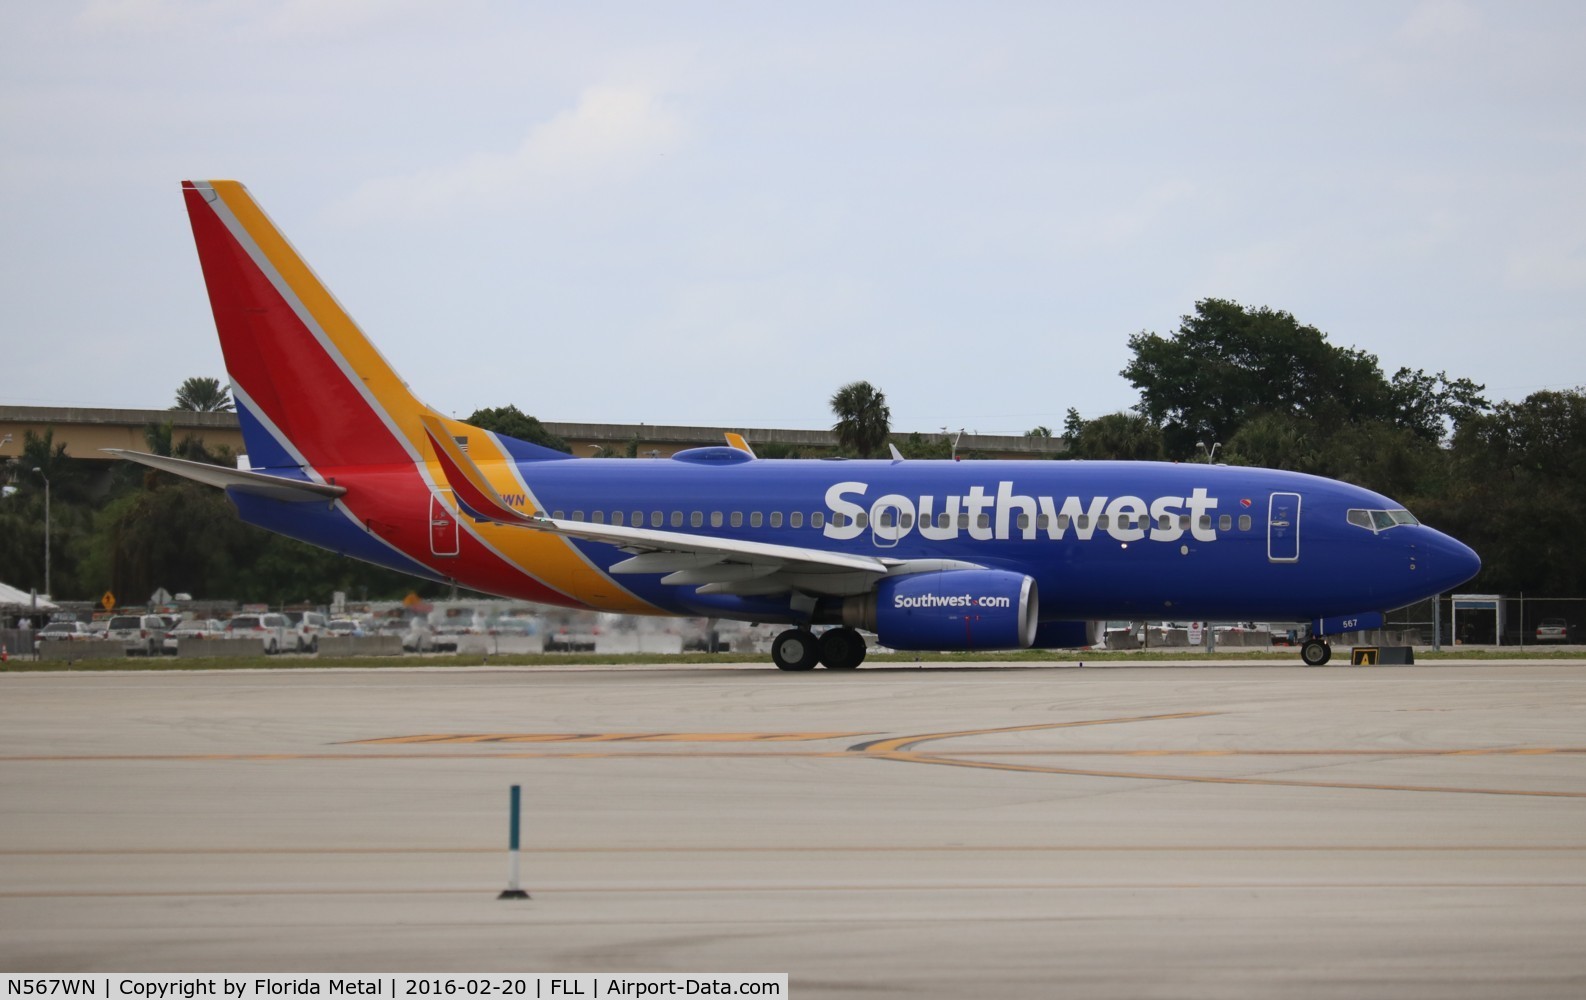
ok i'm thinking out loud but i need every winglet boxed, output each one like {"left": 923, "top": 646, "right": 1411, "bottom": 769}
{"left": 419, "top": 414, "right": 536, "bottom": 525}
{"left": 724, "top": 432, "right": 756, "bottom": 458}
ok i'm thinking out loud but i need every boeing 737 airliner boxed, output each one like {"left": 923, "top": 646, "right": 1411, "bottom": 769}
{"left": 110, "top": 181, "right": 1481, "bottom": 669}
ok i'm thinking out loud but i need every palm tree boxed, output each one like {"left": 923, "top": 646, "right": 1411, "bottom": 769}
{"left": 830, "top": 381, "right": 892, "bottom": 458}
{"left": 172, "top": 376, "right": 234, "bottom": 412}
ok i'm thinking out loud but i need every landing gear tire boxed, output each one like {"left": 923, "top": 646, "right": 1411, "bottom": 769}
{"left": 771, "top": 629, "right": 820, "bottom": 671}
{"left": 818, "top": 627, "right": 867, "bottom": 670}
{"left": 1301, "top": 639, "right": 1332, "bottom": 666}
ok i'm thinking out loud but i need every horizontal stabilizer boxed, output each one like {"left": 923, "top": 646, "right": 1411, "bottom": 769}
{"left": 104, "top": 449, "right": 346, "bottom": 502}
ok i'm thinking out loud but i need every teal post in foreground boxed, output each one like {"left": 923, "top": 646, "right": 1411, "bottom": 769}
{"left": 498, "top": 784, "right": 530, "bottom": 900}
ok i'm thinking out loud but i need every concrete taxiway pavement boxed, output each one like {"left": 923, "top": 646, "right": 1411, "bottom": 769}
{"left": 1, "top": 661, "right": 1583, "bottom": 998}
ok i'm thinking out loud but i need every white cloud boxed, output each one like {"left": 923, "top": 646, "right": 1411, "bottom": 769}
{"left": 1505, "top": 249, "right": 1586, "bottom": 292}
{"left": 335, "top": 86, "right": 685, "bottom": 223}
{"left": 75, "top": 0, "right": 444, "bottom": 37}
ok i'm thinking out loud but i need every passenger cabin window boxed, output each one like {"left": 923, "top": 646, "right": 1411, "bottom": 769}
{"left": 691, "top": 512, "right": 704, "bottom": 528}
{"left": 611, "top": 511, "right": 624, "bottom": 526}
{"left": 770, "top": 512, "right": 783, "bottom": 528}
{"left": 1238, "top": 514, "right": 1252, "bottom": 531}
{"left": 812, "top": 512, "right": 826, "bottom": 528}
{"left": 671, "top": 512, "right": 683, "bottom": 528}
{"left": 651, "top": 511, "right": 664, "bottom": 528}
{"left": 1218, "top": 514, "right": 1232, "bottom": 531}
{"left": 730, "top": 512, "right": 743, "bottom": 528}
{"left": 790, "top": 512, "right": 804, "bottom": 528}
{"left": 710, "top": 512, "right": 722, "bottom": 528}
{"left": 750, "top": 512, "right": 763, "bottom": 528}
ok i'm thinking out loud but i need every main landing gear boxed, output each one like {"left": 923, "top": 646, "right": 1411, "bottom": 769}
{"left": 771, "top": 627, "right": 867, "bottom": 671}
{"left": 1300, "top": 637, "right": 1332, "bottom": 666}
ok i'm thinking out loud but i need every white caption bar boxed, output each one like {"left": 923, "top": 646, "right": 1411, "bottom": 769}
{"left": 2, "top": 976, "right": 788, "bottom": 1000}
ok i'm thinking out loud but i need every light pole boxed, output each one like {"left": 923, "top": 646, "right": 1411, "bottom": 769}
{"left": 32, "top": 467, "right": 49, "bottom": 598}
{"left": 1197, "top": 441, "right": 1222, "bottom": 464}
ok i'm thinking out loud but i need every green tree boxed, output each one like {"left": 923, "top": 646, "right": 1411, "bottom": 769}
{"left": 756, "top": 442, "right": 806, "bottom": 459}
{"left": 1121, "top": 298, "right": 1484, "bottom": 458}
{"left": 1064, "top": 411, "right": 1164, "bottom": 461}
{"left": 1223, "top": 412, "right": 1316, "bottom": 471}
{"left": 172, "top": 376, "right": 234, "bottom": 412}
{"left": 830, "top": 381, "right": 892, "bottom": 458}
{"left": 1387, "top": 367, "right": 1488, "bottom": 441}
{"left": 896, "top": 432, "right": 953, "bottom": 459}
{"left": 465, "top": 405, "right": 572, "bottom": 453}
{"left": 1431, "top": 389, "right": 1586, "bottom": 594}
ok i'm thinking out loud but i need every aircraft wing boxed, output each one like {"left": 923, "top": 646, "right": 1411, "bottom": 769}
{"left": 421, "top": 416, "right": 900, "bottom": 594}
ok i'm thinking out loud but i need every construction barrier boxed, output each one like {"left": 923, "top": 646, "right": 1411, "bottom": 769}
{"left": 175, "top": 638, "right": 270, "bottom": 658}
{"left": 37, "top": 641, "right": 128, "bottom": 662}
{"left": 316, "top": 636, "right": 403, "bottom": 657}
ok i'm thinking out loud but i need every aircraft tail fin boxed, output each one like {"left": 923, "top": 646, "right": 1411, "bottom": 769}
{"left": 181, "top": 180, "right": 569, "bottom": 473}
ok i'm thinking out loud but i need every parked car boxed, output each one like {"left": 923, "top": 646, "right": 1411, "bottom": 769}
{"left": 1535, "top": 619, "right": 1569, "bottom": 643}
{"left": 284, "top": 611, "right": 330, "bottom": 652}
{"left": 402, "top": 621, "right": 435, "bottom": 653}
{"left": 164, "top": 618, "right": 226, "bottom": 654}
{"left": 487, "top": 618, "right": 537, "bottom": 637}
{"left": 325, "top": 619, "right": 366, "bottom": 637}
{"left": 103, "top": 614, "right": 169, "bottom": 656}
{"left": 225, "top": 613, "right": 294, "bottom": 654}
{"left": 35, "top": 621, "right": 98, "bottom": 650}
{"left": 373, "top": 618, "right": 431, "bottom": 652}
{"left": 431, "top": 620, "right": 481, "bottom": 652}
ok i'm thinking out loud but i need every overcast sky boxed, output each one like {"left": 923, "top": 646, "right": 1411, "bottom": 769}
{"left": 3, "top": 1, "right": 1583, "bottom": 439}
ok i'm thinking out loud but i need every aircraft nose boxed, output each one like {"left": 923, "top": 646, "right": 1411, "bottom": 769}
{"left": 1425, "top": 529, "right": 1481, "bottom": 593}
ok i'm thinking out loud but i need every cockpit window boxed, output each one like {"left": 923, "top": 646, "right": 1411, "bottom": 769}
{"left": 1348, "top": 508, "right": 1421, "bottom": 532}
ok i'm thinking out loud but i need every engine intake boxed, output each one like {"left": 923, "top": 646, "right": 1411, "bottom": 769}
{"left": 843, "top": 569, "right": 1038, "bottom": 651}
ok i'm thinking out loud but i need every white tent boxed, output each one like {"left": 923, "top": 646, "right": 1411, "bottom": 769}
{"left": 0, "top": 581, "right": 57, "bottom": 613}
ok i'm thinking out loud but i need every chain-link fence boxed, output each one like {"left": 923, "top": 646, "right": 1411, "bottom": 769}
{"left": 1387, "top": 596, "right": 1586, "bottom": 647}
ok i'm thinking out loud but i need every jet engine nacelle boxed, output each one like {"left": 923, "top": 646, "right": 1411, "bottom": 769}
{"left": 842, "top": 569, "right": 1038, "bottom": 651}
{"left": 1029, "top": 619, "right": 1106, "bottom": 649}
